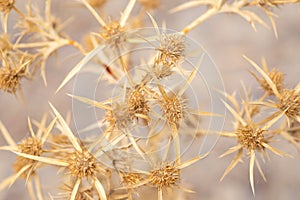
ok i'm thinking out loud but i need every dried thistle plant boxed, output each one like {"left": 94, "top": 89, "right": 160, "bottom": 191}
{"left": 0, "top": 115, "right": 56, "bottom": 199}
{"left": 244, "top": 56, "right": 300, "bottom": 123}
{"left": 219, "top": 88, "right": 291, "bottom": 194}
{"left": 248, "top": 57, "right": 285, "bottom": 96}
{"left": 0, "top": 50, "right": 33, "bottom": 95}
{"left": 171, "top": 0, "right": 300, "bottom": 36}
{"left": 117, "top": 141, "right": 208, "bottom": 200}
{"left": 0, "top": 0, "right": 299, "bottom": 199}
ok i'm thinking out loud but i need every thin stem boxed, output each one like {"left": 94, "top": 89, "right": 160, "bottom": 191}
{"left": 182, "top": 8, "right": 218, "bottom": 34}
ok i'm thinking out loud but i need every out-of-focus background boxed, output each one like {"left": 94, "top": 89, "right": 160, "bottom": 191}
{"left": 0, "top": 0, "right": 300, "bottom": 199}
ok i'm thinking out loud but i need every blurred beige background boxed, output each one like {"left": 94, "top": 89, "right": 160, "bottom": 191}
{"left": 0, "top": 0, "right": 300, "bottom": 199}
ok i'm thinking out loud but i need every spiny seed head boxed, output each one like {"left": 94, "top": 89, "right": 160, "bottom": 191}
{"left": 162, "top": 96, "right": 184, "bottom": 126}
{"left": 157, "top": 33, "right": 185, "bottom": 64}
{"left": 153, "top": 33, "right": 185, "bottom": 78}
{"left": 13, "top": 137, "right": 43, "bottom": 177}
{"left": 0, "top": 0, "right": 14, "bottom": 13}
{"left": 278, "top": 89, "right": 300, "bottom": 119}
{"left": 149, "top": 163, "right": 180, "bottom": 189}
{"left": 237, "top": 124, "right": 265, "bottom": 151}
{"left": 101, "top": 21, "right": 126, "bottom": 46}
{"left": 121, "top": 172, "right": 143, "bottom": 186}
{"left": 68, "top": 150, "right": 97, "bottom": 178}
{"left": 0, "top": 66, "right": 23, "bottom": 93}
{"left": 259, "top": 68, "right": 284, "bottom": 94}
{"left": 128, "top": 86, "right": 150, "bottom": 121}
{"left": 0, "top": 66, "right": 30, "bottom": 93}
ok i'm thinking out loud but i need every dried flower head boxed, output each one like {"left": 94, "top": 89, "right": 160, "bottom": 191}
{"left": 68, "top": 149, "right": 98, "bottom": 178}
{"left": 0, "top": 48, "right": 33, "bottom": 95}
{"left": 13, "top": 137, "right": 43, "bottom": 177}
{"left": 278, "top": 89, "right": 300, "bottom": 119}
{"left": 0, "top": 116, "right": 56, "bottom": 198}
{"left": 237, "top": 124, "right": 265, "bottom": 151}
{"left": 161, "top": 95, "right": 184, "bottom": 126}
{"left": 149, "top": 163, "right": 180, "bottom": 189}
{"left": 117, "top": 152, "right": 207, "bottom": 199}
{"left": 127, "top": 86, "right": 150, "bottom": 122}
{"left": 0, "top": 0, "right": 14, "bottom": 13}
{"left": 156, "top": 33, "right": 185, "bottom": 66}
{"left": 0, "top": 65, "right": 28, "bottom": 94}
{"left": 219, "top": 91, "right": 291, "bottom": 194}
{"left": 258, "top": 68, "right": 284, "bottom": 94}
{"left": 245, "top": 55, "right": 300, "bottom": 123}
{"left": 100, "top": 21, "right": 127, "bottom": 46}
{"left": 247, "top": 57, "right": 284, "bottom": 95}
{"left": 121, "top": 172, "right": 143, "bottom": 186}
{"left": 151, "top": 32, "right": 186, "bottom": 79}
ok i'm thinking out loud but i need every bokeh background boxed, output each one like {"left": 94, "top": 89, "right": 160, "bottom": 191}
{"left": 0, "top": 0, "right": 300, "bottom": 199}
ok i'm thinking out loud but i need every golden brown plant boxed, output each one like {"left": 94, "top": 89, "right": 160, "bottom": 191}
{"left": 0, "top": 0, "right": 14, "bottom": 13}
{"left": 127, "top": 85, "right": 151, "bottom": 122}
{"left": 248, "top": 57, "right": 284, "bottom": 95}
{"left": 0, "top": 50, "right": 33, "bottom": 95}
{"left": 219, "top": 88, "right": 291, "bottom": 194}
{"left": 0, "top": 115, "right": 56, "bottom": 199}
{"left": 0, "top": 0, "right": 299, "bottom": 199}
{"left": 244, "top": 56, "right": 300, "bottom": 123}
{"left": 12, "top": 0, "right": 86, "bottom": 84}
{"left": 171, "top": 0, "right": 300, "bottom": 36}
{"left": 9, "top": 104, "right": 110, "bottom": 200}
{"left": 120, "top": 152, "right": 208, "bottom": 200}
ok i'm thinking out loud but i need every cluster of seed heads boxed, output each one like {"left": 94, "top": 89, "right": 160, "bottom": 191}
{"left": 0, "top": 0, "right": 300, "bottom": 199}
